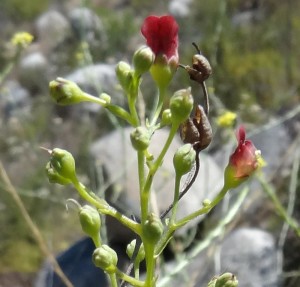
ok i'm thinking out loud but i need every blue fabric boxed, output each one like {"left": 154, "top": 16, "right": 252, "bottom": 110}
{"left": 45, "top": 237, "right": 107, "bottom": 287}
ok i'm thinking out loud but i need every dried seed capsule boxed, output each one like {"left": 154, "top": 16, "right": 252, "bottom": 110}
{"left": 180, "top": 105, "right": 212, "bottom": 152}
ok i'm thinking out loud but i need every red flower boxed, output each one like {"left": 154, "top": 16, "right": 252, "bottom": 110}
{"left": 141, "top": 15, "right": 179, "bottom": 64}
{"left": 229, "top": 126, "right": 258, "bottom": 179}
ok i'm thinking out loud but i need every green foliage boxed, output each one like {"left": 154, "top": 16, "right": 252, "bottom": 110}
{"left": 1, "top": 0, "right": 49, "bottom": 21}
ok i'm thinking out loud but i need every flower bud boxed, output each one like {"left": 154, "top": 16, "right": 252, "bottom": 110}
{"left": 133, "top": 46, "right": 154, "bottom": 75}
{"left": 49, "top": 78, "right": 86, "bottom": 105}
{"left": 79, "top": 205, "right": 101, "bottom": 246}
{"left": 93, "top": 245, "right": 118, "bottom": 274}
{"left": 173, "top": 144, "right": 196, "bottom": 177}
{"left": 224, "top": 126, "right": 259, "bottom": 189}
{"left": 49, "top": 148, "right": 77, "bottom": 183}
{"left": 45, "top": 162, "right": 72, "bottom": 185}
{"left": 115, "top": 61, "right": 134, "bottom": 93}
{"left": 161, "top": 109, "right": 172, "bottom": 126}
{"left": 142, "top": 213, "right": 163, "bottom": 244}
{"left": 99, "top": 93, "right": 111, "bottom": 106}
{"left": 202, "top": 199, "right": 211, "bottom": 207}
{"left": 126, "top": 239, "right": 145, "bottom": 263}
{"left": 130, "top": 126, "right": 150, "bottom": 151}
{"left": 215, "top": 273, "right": 238, "bottom": 287}
{"left": 170, "top": 88, "right": 194, "bottom": 124}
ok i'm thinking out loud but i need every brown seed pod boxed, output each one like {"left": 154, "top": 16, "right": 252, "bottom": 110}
{"left": 180, "top": 105, "right": 212, "bottom": 152}
{"left": 192, "top": 54, "right": 212, "bottom": 81}
{"left": 180, "top": 43, "right": 212, "bottom": 84}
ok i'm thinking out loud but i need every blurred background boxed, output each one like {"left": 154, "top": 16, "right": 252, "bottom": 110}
{"left": 0, "top": 0, "right": 300, "bottom": 286}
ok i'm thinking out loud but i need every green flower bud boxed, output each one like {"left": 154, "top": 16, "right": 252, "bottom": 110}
{"left": 115, "top": 61, "right": 134, "bottom": 93}
{"left": 215, "top": 273, "right": 238, "bottom": 287}
{"left": 50, "top": 148, "right": 77, "bottom": 182}
{"left": 170, "top": 88, "right": 194, "bottom": 124}
{"left": 161, "top": 109, "right": 172, "bottom": 126}
{"left": 49, "top": 78, "right": 86, "bottom": 105}
{"left": 202, "top": 199, "right": 211, "bottom": 207}
{"left": 142, "top": 213, "right": 163, "bottom": 244}
{"left": 79, "top": 205, "right": 101, "bottom": 246}
{"left": 130, "top": 127, "right": 150, "bottom": 151}
{"left": 173, "top": 144, "right": 196, "bottom": 177}
{"left": 93, "top": 245, "right": 118, "bottom": 274}
{"left": 126, "top": 239, "right": 145, "bottom": 263}
{"left": 45, "top": 162, "right": 72, "bottom": 185}
{"left": 133, "top": 46, "right": 154, "bottom": 75}
{"left": 99, "top": 93, "right": 111, "bottom": 106}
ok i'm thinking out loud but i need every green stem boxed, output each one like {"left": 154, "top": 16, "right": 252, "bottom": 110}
{"left": 109, "top": 273, "right": 118, "bottom": 287}
{"left": 140, "top": 122, "right": 179, "bottom": 223}
{"left": 72, "top": 180, "right": 141, "bottom": 235}
{"left": 128, "top": 96, "right": 140, "bottom": 127}
{"left": 150, "top": 86, "right": 166, "bottom": 126}
{"left": 257, "top": 174, "right": 300, "bottom": 237}
{"left": 134, "top": 260, "right": 140, "bottom": 280}
{"left": 0, "top": 50, "right": 21, "bottom": 87}
{"left": 155, "top": 183, "right": 230, "bottom": 256}
{"left": 106, "top": 104, "right": 136, "bottom": 126}
{"left": 82, "top": 92, "right": 107, "bottom": 105}
{"left": 143, "top": 242, "right": 156, "bottom": 287}
{"left": 169, "top": 173, "right": 182, "bottom": 225}
{"left": 138, "top": 151, "right": 145, "bottom": 193}
{"left": 128, "top": 74, "right": 140, "bottom": 127}
{"left": 116, "top": 269, "right": 144, "bottom": 287}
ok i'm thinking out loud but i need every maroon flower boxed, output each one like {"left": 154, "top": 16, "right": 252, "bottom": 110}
{"left": 229, "top": 126, "right": 258, "bottom": 179}
{"left": 141, "top": 15, "right": 179, "bottom": 64}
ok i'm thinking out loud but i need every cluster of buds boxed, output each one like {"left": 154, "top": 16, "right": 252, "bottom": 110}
{"left": 45, "top": 13, "right": 263, "bottom": 287}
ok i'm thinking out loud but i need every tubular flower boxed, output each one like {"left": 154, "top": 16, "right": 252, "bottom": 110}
{"left": 141, "top": 15, "right": 178, "bottom": 65}
{"left": 224, "top": 126, "right": 260, "bottom": 188}
{"left": 141, "top": 15, "right": 179, "bottom": 88}
{"left": 229, "top": 126, "right": 258, "bottom": 179}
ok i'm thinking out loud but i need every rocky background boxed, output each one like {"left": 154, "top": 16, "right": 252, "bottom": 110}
{"left": 0, "top": 0, "right": 300, "bottom": 286}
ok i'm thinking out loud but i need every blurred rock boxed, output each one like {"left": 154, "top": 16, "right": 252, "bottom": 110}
{"left": 18, "top": 52, "right": 49, "bottom": 92}
{"left": 35, "top": 10, "right": 72, "bottom": 52}
{"left": 68, "top": 7, "right": 106, "bottom": 47}
{"left": 219, "top": 228, "right": 280, "bottom": 287}
{"left": 90, "top": 127, "right": 223, "bottom": 235}
{"left": 159, "top": 228, "right": 280, "bottom": 287}
{"left": 249, "top": 123, "right": 291, "bottom": 177}
{"left": 0, "top": 80, "right": 31, "bottom": 120}
{"left": 232, "top": 10, "right": 263, "bottom": 27}
{"left": 168, "top": 0, "right": 193, "bottom": 17}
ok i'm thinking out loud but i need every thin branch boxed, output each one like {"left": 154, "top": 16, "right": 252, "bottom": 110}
{"left": 0, "top": 161, "right": 73, "bottom": 287}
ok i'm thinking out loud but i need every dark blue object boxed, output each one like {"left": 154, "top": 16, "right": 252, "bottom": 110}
{"left": 36, "top": 237, "right": 107, "bottom": 287}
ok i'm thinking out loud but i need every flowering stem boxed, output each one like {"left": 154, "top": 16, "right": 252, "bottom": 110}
{"left": 257, "top": 174, "right": 300, "bottom": 237}
{"left": 72, "top": 179, "right": 141, "bottom": 235}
